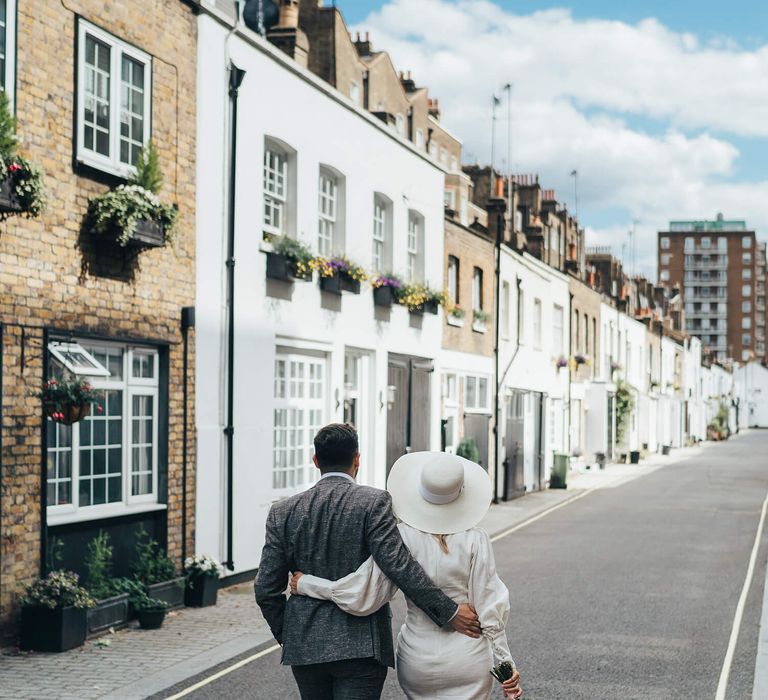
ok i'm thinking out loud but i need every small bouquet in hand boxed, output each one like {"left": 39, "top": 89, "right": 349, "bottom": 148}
{"left": 490, "top": 660, "right": 516, "bottom": 684}
{"left": 491, "top": 659, "right": 522, "bottom": 697}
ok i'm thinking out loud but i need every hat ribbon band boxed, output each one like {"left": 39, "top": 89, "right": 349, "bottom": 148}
{"left": 419, "top": 482, "right": 464, "bottom": 505}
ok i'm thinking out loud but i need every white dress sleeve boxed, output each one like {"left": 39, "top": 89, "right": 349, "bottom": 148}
{"left": 468, "top": 528, "right": 514, "bottom": 666}
{"left": 295, "top": 556, "right": 399, "bottom": 617}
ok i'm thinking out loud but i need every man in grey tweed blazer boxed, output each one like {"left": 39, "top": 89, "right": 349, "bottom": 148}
{"left": 255, "top": 423, "right": 481, "bottom": 699}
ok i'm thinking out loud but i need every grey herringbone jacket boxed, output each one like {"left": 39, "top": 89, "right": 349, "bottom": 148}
{"left": 254, "top": 476, "right": 459, "bottom": 667}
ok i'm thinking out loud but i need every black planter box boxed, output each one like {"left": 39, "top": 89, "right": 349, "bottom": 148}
{"left": 661, "top": 444, "right": 671, "bottom": 455}
{"left": 87, "top": 593, "right": 130, "bottom": 635}
{"left": 340, "top": 274, "right": 361, "bottom": 294}
{"left": 320, "top": 272, "right": 343, "bottom": 295}
{"left": 185, "top": 575, "right": 219, "bottom": 608}
{"left": 20, "top": 605, "right": 87, "bottom": 652}
{"left": 146, "top": 577, "right": 185, "bottom": 610}
{"left": 137, "top": 608, "right": 167, "bottom": 630}
{"left": 0, "top": 176, "right": 21, "bottom": 214}
{"left": 630, "top": 450, "right": 640, "bottom": 464}
{"left": 373, "top": 286, "right": 394, "bottom": 307}
{"left": 128, "top": 218, "right": 165, "bottom": 248}
{"left": 423, "top": 299, "right": 439, "bottom": 315}
{"left": 265, "top": 252, "right": 311, "bottom": 282}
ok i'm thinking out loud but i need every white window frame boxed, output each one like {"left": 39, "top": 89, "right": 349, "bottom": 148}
{"left": 553, "top": 304, "right": 564, "bottom": 356}
{"left": 415, "top": 129, "right": 425, "bottom": 149}
{"left": 349, "top": 80, "right": 360, "bottom": 105}
{"left": 442, "top": 372, "right": 458, "bottom": 404}
{"left": 318, "top": 169, "right": 337, "bottom": 257}
{"left": 472, "top": 267, "right": 483, "bottom": 312}
{"left": 502, "top": 282, "right": 511, "bottom": 340}
{"left": 533, "top": 298, "right": 542, "bottom": 349}
{"left": 373, "top": 195, "right": 387, "bottom": 270}
{"left": 273, "top": 351, "right": 327, "bottom": 494}
{"left": 48, "top": 342, "right": 110, "bottom": 377}
{"left": 407, "top": 210, "right": 422, "bottom": 282}
{"left": 743, "top": 236, "right": 752, "bottom": 249}
{"left": 46, "top": 342, "right": 161, "bottom": 525}
{"left": 447, "top": 256, "right": 459, "bottom": 305}
{"left": 264, "top": 145, "right": 288, "bottom": 236}
{"left": 0, "top": 0, "right": 16, "bottom": 106}
{"left": 76, "top": 19, "right": 152, "bottom": 177}
{"left": 661, "top": 237, "right": 671, "bottom": 250}
{"left": 395, "top": 113, "right": 405, "bottom": 136}
{"left": 464, "top": 375, "right": 490, "bottom": 413}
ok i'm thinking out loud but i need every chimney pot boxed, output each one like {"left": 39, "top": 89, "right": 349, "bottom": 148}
{"left": 365, "top": 31, "right": 370, "bottom": 41}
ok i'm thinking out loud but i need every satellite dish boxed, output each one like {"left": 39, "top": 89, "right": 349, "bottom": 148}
{"left": 243, "top": 0, "right": 280, "bottom": 34}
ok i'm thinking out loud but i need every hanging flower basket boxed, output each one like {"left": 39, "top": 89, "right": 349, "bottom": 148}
{"left": 0, "top": 157, "right": 46, "bottom": 219}
{"left": 39, "top": 378, "right": 100, "bottom": 425}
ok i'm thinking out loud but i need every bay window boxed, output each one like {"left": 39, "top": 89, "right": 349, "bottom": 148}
{"left": 76, "top": 19, "right": 151, "bottom": 175}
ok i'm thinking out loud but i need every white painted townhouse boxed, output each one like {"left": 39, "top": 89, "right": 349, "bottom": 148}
{"left": 734, "top": 361, "right": 768, "bottom": 428}
{"left": 498, "top": 247, "right": 570, "bottom": 497}
{"left": 195, "top": 5, "right": 446, "bottom": 574}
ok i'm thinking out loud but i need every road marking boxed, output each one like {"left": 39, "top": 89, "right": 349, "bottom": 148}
{"left": 163, "top": 644, "right": 281, "bottom": 699}
{"left": 490, "top": 488, "right": 594, "bottom": 543}
{"left": 715, "top": 486, "right": 768, "bottom": 700}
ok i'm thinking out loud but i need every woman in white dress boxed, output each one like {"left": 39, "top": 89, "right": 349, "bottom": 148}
{"left": 290, "top": 452, "right": 523, "bottom": 700}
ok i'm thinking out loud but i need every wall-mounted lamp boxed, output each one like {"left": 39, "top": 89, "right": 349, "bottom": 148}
{"left": 387, "top": 384, "right": 397, "bottom": 410}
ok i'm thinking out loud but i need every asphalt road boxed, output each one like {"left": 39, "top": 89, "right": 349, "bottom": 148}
{"left": 160, "top": 431, "right": 768, "bottom": 700}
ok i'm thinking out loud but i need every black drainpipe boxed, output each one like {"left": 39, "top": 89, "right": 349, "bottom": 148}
{"left": 181, "top": 306, "right": 195, "bottom": 567}
{"left": 407, "top": 106, "right": 414, "bottom": 142}
{"left": 224, "top": 63, "right": 245, "bottom": 572}
{"left": 40, "top": 327, "right": 49, "bottom": 574}
{"left": 492, "top": 206, "right": 503, "bottom": 503}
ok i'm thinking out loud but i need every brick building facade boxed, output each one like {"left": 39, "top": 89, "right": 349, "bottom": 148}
{"left": 0, "top": 0, "right": 197, "bottom": 636}
{"left": 657, "top": 217, "right": 763, "bottom": 362}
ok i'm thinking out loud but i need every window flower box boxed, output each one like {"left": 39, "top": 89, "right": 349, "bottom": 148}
{"left": 266, "top": 251, "right": 312, "bottom": 282}
{"left": 422, "top": 299, "right": 439, "bottom": 315}
{"left": 86, "top": 185, "right": 177, "bottom": 249}
{"left": 87, "top": 593, "right": 130, "bottom": 635}
{"left": 319, "top": 270, "right": 343, "bottom": 295}
{"left": 472, "top": 309, "right": 490, "bottom": 333}
{"left": 398, "top": 283, "right": 443, "bottom": 315}
{"left": 340, "top": 273, "right": 361, "bottom": 294}
{"left": 145, "top": 576, "right": 185, "bottom": 610}
{"left": 373, "top": 285, "right": 394, "bottom": 307}
{"left": 446, "top": 305, "right": 465, "bottom": 327}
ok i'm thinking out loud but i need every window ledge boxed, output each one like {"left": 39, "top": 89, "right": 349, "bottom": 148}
{"left": 472, "top": 320, "right": 487, "bottom": 333}
{"left": 47, "top": 502, "right": 167, "bottom": 527}
{"left": 447, "top": 316, "right": 464, "bottom": 327}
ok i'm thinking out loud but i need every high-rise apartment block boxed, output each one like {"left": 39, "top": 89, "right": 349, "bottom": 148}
{"left": 657, "top": 215, "right": 763, "bottom": 362}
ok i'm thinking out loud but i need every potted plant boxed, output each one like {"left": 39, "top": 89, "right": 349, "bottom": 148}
{"left": 131, "top": 527, "right": 185, "bottom": 610}
{"left": 371, "top": 274, "right": 402, "bottom": 308}
{"left": 84, "top": 531, "right": 130, "bottom": 634}
{"left": 0, "top": 91, "right": 45, "bottom": 220}
{"left": 184, "top": 555, "right": 221, "bottom": 608}
{"left": 86, "top": 141, "right": 178, "bottom": 248}
{"left": 132, "top": 589, "right": 171, "bottom": 630}
{"left": 446, "top": 304, "right": 465, "bottom": 326}
{"left": 455, "top": 437, "right": 480, "bottom": 463}
{"left": 555, "top": 355, "right": 569, "bottom": 370}
{"left": 265, "top": 234, "right": 314, "bottom": 281}
{"left": 573, "top": 354, "right": 589, "bottom": 366}
{"left": 39, "top": 377, "right": 101, "bottom": 425}
{"left": 472, "top": 309, "right": 490, "bottom": 332}
{"left": 20, "top": 571, "right": 95, "bottom": 652}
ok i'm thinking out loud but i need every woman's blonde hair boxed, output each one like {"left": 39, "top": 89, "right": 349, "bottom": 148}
{"left": 432, "top": 533, "right": 449, "bottom": 554}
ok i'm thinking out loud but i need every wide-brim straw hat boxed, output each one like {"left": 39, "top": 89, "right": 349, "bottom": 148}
{"left": 387, "top": 451, "right": 493, "bottom": 535}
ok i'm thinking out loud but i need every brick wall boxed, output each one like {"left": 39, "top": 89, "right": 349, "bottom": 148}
{"left": 0, "top": 0, "right": 196, "bottom": 635}
{"left": 443, "top": 218, "right": 495, "bottom": 356}
{"left": 570, "top": 278, "right": 602, "bottom": 380}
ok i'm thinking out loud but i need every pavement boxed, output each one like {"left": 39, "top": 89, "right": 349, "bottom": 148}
{"left": 0, "top": 438, "right": 763, "bottom": 700}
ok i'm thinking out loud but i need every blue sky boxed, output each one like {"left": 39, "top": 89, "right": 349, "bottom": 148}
{"left": 342, "top": 0, "right": 768, "bottom": 46}
{"left": 338, "top": 0, "right": 768, "bottom": 276}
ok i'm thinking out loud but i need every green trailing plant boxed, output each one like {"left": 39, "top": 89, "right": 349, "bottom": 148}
{"left": 86, "top": 141, "right": 176, "bottom": 246}
{"left": 86, "top": 185, "right": 177, "bottom": 247}
{"left": 267, "top": 234, "right": 315, "bottom": 278}
{"left": 473, "top": 309, "right": 491, "bottom": 324}
{"left": 131, "top": 527, "right": 177, "bottom": 585}
{"left": 456, "top": 437, "right": 480, "bottom": 463}
{"left": 615, "top": 380, "right": 634, "bottom": 446}
{"left": 21, "top": 571, "right": 95, "bottom": 610}
{"left": 0, "top": 90, "right": 46, "bottom": 219}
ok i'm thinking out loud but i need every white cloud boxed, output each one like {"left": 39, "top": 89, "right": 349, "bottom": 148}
{"left": 351, "top": 0, "right": 768, "bottom": 278}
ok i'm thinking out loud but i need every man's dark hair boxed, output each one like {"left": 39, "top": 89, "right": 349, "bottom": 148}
{"left": 314, "top": 423, "right": 359, "bottom": 470}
